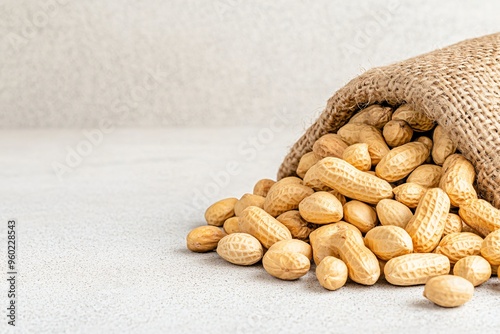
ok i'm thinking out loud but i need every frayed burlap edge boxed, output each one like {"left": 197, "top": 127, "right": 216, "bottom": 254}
{"left": 278, "top": 33, "right": 500, "bottom": 208}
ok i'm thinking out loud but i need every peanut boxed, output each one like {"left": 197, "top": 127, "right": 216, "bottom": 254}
{"left": 384, "top": 253, "right": 450, "bottom": 286}
{"left": 434, "top": 232, "right": 483, "bottom": 264}
{"left": 223, "top": 217, "right": 240, "bottom": 234}
{"left": 417, "top": 136, "right": 433, "bottom": 150}
{"left": 348, "top": 104, "right": 393, "bottom": 128}
{"left": 453, "top": 255, "right": 492, "bottom": 286}
{"left": 253, "top": 178, "right": 275, "bottom": 197}
{"left": 337, "top": 123, "right": 390, "bottom": 165}
{"left": 439, "top": 154, "right": 477, "bottom": 207}
{"left": 316, "top": 256, "right": 348, "bottom": 290}
{"left": 276, "top": 210, "right": 315, "bottom": 241}
{"left": 309, "top": 222, "right": 363, "bottom": 265}
{"left": 216, "top": 233, "right": 263, "bottom": 265}
{"left": 303, "top": 163, "right": 331, "bottom": 191}
{"left": 459, "top": 199, "right": 500, "bottom": 237}
{"left": 382, "top": 120, "right": 413, "bottom": 147}
{"left": 405, "top": 188, "right": 450, "bottom": 253}
{"left": 263, "top": 250, "right": 310, "bottom": 280}
{"left": 331, "top": 230, "right": 380, "bottom": 285}
{"left": 272, "top": 176, "right": 303, "bottom": 187}
{"left": 234, "top": 193, "right": 265, "bottom": 216}
{"left": 393, "top": 182, "right": 427, "bottom": 208}
{"left": 296, "top": 152, "right": 321, "bottom": 178}
{"left": 376, "top": 199, "right": 413, "bottom": 228}
{"left": 298, "top": 191, "right": 343, "bottom": 224}
{"left": 316, "top": 157, "right": 393, "bottom": 204}
{"left": 432, "top": 125, "right": 457, "bottom": 165}
{"left": 375, "top": 141, "right": 431, "bottom": 182}
{"left": 186, "top": 226, "right": 227, "bottom": 252}
{"left": 407, "top": 164, "right": 442, "bottom": 188}
{"left": 205, "top": 197, "right": 238, "bottom": 227}
{"left": 423, "top": 275, "right": 474, "bottom": 308}
{"left": 239, "top": 206, "right": 292, "bottom": 249}
{"left": 392, "top": 104, "right": 435, "bottom": 132}
{"left": 264, "top": 182, "right": 314, "bottom": 217}
{"left": 312, "top": 133, "right": 348, "bottom": 159}
{"left": 480, "top": 229, "right": 500, "bottom": 265}
{"left": 443, "top": 213, "right": 463, "bottom": 236}
{"left": 268, "top": 239, "right": 312, "bottom": 261}
{"left": 342, "top": 143, "right": 371, "bottom": 171}
{"left": 343, "top": 200, "right": 378, "bottom": 233}
{"left": 364, "top": 226, "right": 413, "bottom": 261}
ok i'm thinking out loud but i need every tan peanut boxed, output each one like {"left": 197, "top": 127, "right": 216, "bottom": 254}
{"left": 303, "top": 163, "right": 331, "bottom": 191}
{"left": 342, "top": 143, "right": 371, "bottom": 171}
{"left": 223, "top": 217, "right": 240, "bottom": 234}
{"left": 298, "top": 191, "right": 343, "bottom": 224}
{"left": 393, "top": 182, "right": 427, "bottom": 208}
{"left": 348, "top": 104, "right": 393, "bottom": 128}
{"left": 268, "top": 239, "right": 312, "bottom": 261}
{"left": 309, "top": 222, "right": 363, "bottom": 265}
{"left": 316, "top": 256, "right": 348, "bottom": 290}
{"left": 364, "top": 226, "right": 413, "bottom": 261}
{"left": 263, "top": 182, "right": 314, "bottom": 217}
{"left": 234, "top": 193, "right": 265, "bottom": 216}
{"left": 263, "top": 250, "right": 310, "bottom": 280}
{"left": 343, "top": 200, "right": 378, "bottom": 233}
{"left": 296, "top": 152, "right": 321, "bottom": 178}
{"left": 276, "top": 210, "right": 315, "bottom": 241}
{"left": 273, "top": 176, "right": 303, "bottom": 187}
{"left": 337, "top": 123, "right": 390, "bottom": 165}
{"left": 407, "top": 164, "right": 442, "bottom": 188}
{"left": 331, "top": 230, "right": 380, "bottom": 285}
{"left": 239, "top": 206, "right": 292, "bottom": 249}
{"left": 417, "top": 136, "right": 433, "bottom": 150}
{"left": 480, "top": 229, "right": 500, "bottom": 265}
{"left": 312, "top": 133, "right": 348, "bottom": 159}
{"left": 253, "top": 179, "right": 275, "bottom": 197}
{"left": 376, "top": 199, "right": 413, "bottom": 228}
{"left": 392, "top": 104, "right": 435, "bottom": 132}
{"left": 439, "top": 154, "right": 477, "bottom": 207}
{"left": 432, "top": 125, "right": 457, "bottom": 165}
{"left": 459, "top": 199, "right": 500, "bottom": 237}
{"left": 384, "top": 253, "right": 450, "bottom": 286}
{"left": 443, "top": 213, "right": 463, "bottom": 236}
{"left": 216, "top": 233, "right": 263, "bottom": 265}
{"left": 187, "top": 226, "right": 227, "bottom": 252}
{"left": 434, "top": 232, "right": 483, "bottom": 264}
{"left": 382, "top": 120, "right": 413, "bottom": 147}
{"left": 205, "top": 197, "right": 238, "bottom": 227}
{"left": 375, "top": 141, "right": 431, "bottom": 182}
{"left": 453, "top": 255, "right": 492, "bottom": 286}
{"left": 405, "top": 188, "right": 450, "bottom": 253}
{"left": 316, "top": 157, "right": 393, "bottom": 204}
{"left": 423, "top": 275, "right": 474, "bottom": 308}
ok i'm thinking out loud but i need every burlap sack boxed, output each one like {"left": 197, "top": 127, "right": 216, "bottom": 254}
{"left": 278, "top": 33, "right": 500, "bottom": 208}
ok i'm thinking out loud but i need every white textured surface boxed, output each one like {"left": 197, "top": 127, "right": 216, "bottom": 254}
{"left": 1, "top": 0, "right": 500, "bottom": 127}
{"left": 1, "top": 128, "right": 499, "bottom": 333}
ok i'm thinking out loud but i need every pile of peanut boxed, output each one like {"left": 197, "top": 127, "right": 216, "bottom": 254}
{"left": 186, "top": 104, "right": 500, "bottom": 308}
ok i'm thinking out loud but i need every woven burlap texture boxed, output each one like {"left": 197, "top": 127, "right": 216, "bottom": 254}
{"left": 278, "top": 33, "right": 500, "bottom": 208}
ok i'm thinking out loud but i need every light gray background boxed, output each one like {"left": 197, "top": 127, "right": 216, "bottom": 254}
{"left": 1, "top": 2, "right": 500, "bottom": 334}
{"left": 1, "top": 0, "right": 499, "bottom": 128}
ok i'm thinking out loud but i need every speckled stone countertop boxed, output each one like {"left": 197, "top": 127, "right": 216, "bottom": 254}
{"left": 2, "top": 128, "right": 499, "bottom": 333}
